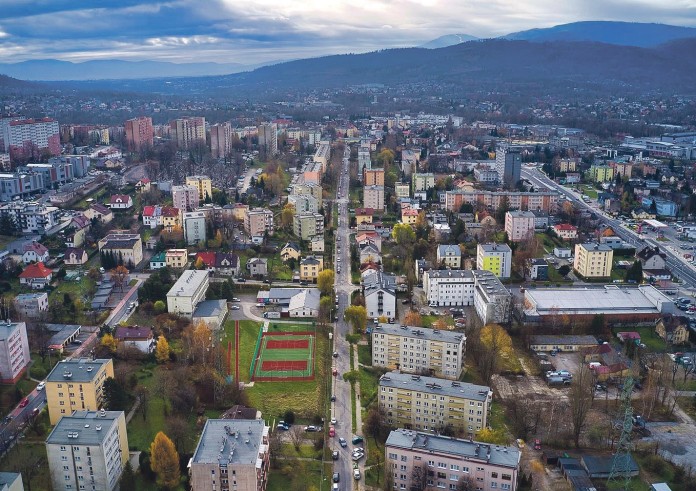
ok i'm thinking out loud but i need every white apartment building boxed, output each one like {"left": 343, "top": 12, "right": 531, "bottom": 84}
{"left": 395, "top": 183, "right": 410, "bottom": 199}
{"left": 412, "top": 173, "right": 435, "bottom": 192}
{"left": 504, "top": 211, "right": 535, "bottom": 242}
{"left": 0, "top": 171, "right": 45, "bottom": 201}
{"left": 0, "top": 321, "right": 30, "bottom": 384}
{"left": 166, "top": 270, "right": 210, "bottom": 317}
{"left": 184, "top": 211, "right": 207, "bottom": 245}
{"left": 172, "top": 184, "right": 200, "bottom": 212}
{"left": 313, "top": 141, "right": 331, "bottom": 171}
{"left": 3, "top": 118, "right": 60, "bottom": 156}
{"left": 0, "top": 200, "right": 59, "bottom": 233}
{"left": 363, "top": 270, "right": 396, "bottom": 321}
{"left": 13, "top": 292, "right": 49, "bottom": 319}
{"left": 385, "top": 429, "right": 520, "bottom": 491}
{"left": 46, "top": 410, "right": 129, "bottom": 491}
{"left": 364, "top": 185, "right": 385, "bottom": 210}
{"left": 372, "top": 324, "right": 466, "bottom": 380}
{"left": 290, "top": 182, "right": 322, "bottom": 201}
{"left": 170, "top": 117, "right": 206, "bottom": 150}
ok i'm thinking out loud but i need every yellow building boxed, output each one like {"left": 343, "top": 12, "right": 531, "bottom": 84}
{"left": 300, "top": 255, "right": 324, "bottom": 282}
{"left": 186, "top": 175, "right": 213, "bottom": 202}
{"left": 558, "top": 158, "right": 577, "bottom": 173}
{"left": 355, "top": 208, "right": 374, "bottom": 225}
{"left": 165, "top": 249, "right": 188, "bottom": 269}
{"left": 160, "top": 206, "right": 182, "bottom": 230}
{"left": 401, "top": 208, "right": 418, "bottom": 225}
{"left": 280, "top": 242, "right": 301, "bottom": 262}
{"left": 574, "top": 243, "right": 613, "bottom": 278}
{"left": 588, "top": 165, "right": 614, "bottom": 182}
{"left": 379, "top": 371, "right": 491, "bottom": 434}
{"left": 476, "top": 243, "right": 512, "bottom": 279}
{"left": 655, "top": 317, "right": 690, "bottom": 345}
{"left": 45, "top": 358, "right": 114, "bottom": 424}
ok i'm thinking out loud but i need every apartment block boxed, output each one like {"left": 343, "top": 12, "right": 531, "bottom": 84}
{"left": 290, "top": 182, "right": 322, "bottom": 201}
{"left": 395, "top": 183, "right": 410, "bottom": 199}
{"left": 379, "top": 371, "right": 492, "bottom": 434}
{"left": 13, "top": 292, "right": 49, "bottom": 319}
{"left": 258, "top": 123, "right": 278, "bottom": 156}
{"left": 0, "top": 321, "right": 30, "bottom": 384}
{"left": 46, "top": 410, "right": 129, "bottom": 491}
{"left": 3, "top": 118, "right": 60, "bottom": 159}
{"left": 300, "top": 256, "right": 324, "bottom": 282}
{"left": 0, "top": 200, "right": 58, "bottom": 233}
{"left": 124, "top": 116, "right": 154, "bottom": 151}
{"left": 190, "top": 419, "right": 270, "bottom": 491}
{"left": 166, "top": 270, "right": 210, "bottom": 318}
{"left": 210, "top": 122, "right": 233, "bottom": 159}
{"left": 372, "top": 324, "right": 466, "bottom": 380}
{"left": 412, "top": 173, "right": 435, "bottom": 192}
{"left": 444, "top": 190, "right": 560, "bottom": 213}
{"left": 385, "top": 429, "right": 520, "bottom": 491}
{"left": 288, "top": 194, "right": 319, "bottom": 213}
{"left": 588, "top": 165, "right": 614, "bottom": 182}
{"left": 293, "top": 212, "right": 324, "bottom": 240}
{"left": 45, "top": 358, "right": 114, "bottom": 424}
{"left": 186, "top": 175, "right": 213, "bottom": 202}
{"left": 504, "top": 211, "right": 535, "bottom": 242}
{"left": 172, "top": 184, "right": 200, "bottom": 212}
{"left": 364, "top": 185, "right": 385, "bottom": 210}
{"left": 184, "top": 211, "right": 207, "bottom": 245}
{"left": 363, "top": 168, "right": 385, "bottom": 186}
{"left": 476, "top": 243, "right": 512, "bottom": 279}
{"left": 170, "top": 117, "right": 206, "bottom": 150}
{"left": 98, "top": 232, "right": 143, "bottom": 267}
{"left": 495, "top": 145, "right": 522, "bottom": 187}
{"left": 574, "top": 243, "right": 613, "bottom": 278}
{"left": 244, "top": 208, "right": 275, "bottom": 239}
{"left": 313, "top": 141, "right": 331, "bottom": 171}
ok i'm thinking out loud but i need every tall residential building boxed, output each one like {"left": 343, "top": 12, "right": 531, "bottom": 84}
{"left": 46, "top": 410, "right": 129, "bottom": 491}
{"left": 190, "top": 419, "right": 270, "bottom": 491}
{"left": 0, "top": 321, "right": 30, "bottom": 384}
{"left": 363, "top": 168, "right": 385, "bottom": 186}
{"left": 379, "top": 372, "right": 492, "bottom": 434}
{"left": 184, "top": 211, "right": 207, "bottom": 245}
{"left": 574, "top": 243, "right": 613, "bottom": 278}
{"left": 588, "top": 164, "right": 614, "bottom": 182}
{"left": 0, "top": 115, "right": 26, "bottom": 152}
{"left": 170, "top": 117, "right": 206, "bottom": 150}
{"left": 371, "top": 324, "right": 466, "bottom": 380}
{"left": 210, "top": 122, "right": 233, "bottom": 159}
{"left": 293, "top": 212, "right": 324, "bottom": 240}
{"left": 495, "top": 145, "right": 522, "bottom": 188}
{"left": 313, "top": 141, "right": 331, "bottom": 171}
{"left": 257, "top": 123, "right": 278, "bottom": 156}
{"left": 363, "top": 185, "right": 385, "bottom": 210}
{"left": 172, "top": 184, "right": 200, "bottom": 212}
{"left": 124, "top": 116, "right": 154, "bottom": 152}
{"left": 504, "top": 210, "right": 535, "bottom": 242}
{"left": 244, "top": 208, "right": 275, "bottom": 239}
{"left": 412, "top": 173, "right": 435, "bottom": 192}
{"left": 45, "top": 358, "right": 114, "bottom": 424}
{"left": 185, "top": 175, "right": 213, "bottom": 202}
{"left": 444, "top": 190, "right": 560, "bottom": 213}
{"left": 3, "top": 118, "right": 60, "bottom": 159}
{"left": 476, "top": 243, "right": 512, "bottom": 279}
{"left": 166, "top": 270, "right": 210, "bottom": 317}
{"left": 385, "top": 429, "right": 520, "bottom": 491}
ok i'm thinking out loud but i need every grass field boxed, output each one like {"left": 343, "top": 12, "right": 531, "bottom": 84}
{"left": 253, "top": 332, "right": 315, "bottom": 379}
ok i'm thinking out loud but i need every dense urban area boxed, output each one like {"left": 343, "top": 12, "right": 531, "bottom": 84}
{"left": 2, "top": 27, "right": 696, "bottom": 491}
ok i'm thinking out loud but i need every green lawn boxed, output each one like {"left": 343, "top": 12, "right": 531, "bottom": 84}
{"left": 267, "top": 460, "right": 334, "bottom": 491}
{"left": 611, "top": 326, "right": 666, "bottom": 352}
{"left": 0, "top": 442, "right": 51, "bottom": 490}
{"left": 358, "top": 366, "right": 382, "bottom": 410}
{"left": 51, "top": 275, "right": 96, "bottom": 301}
{"left": 357, "top": 344, "right": 371, "bottom": 366}
{"left": 421, "top": 315, "right": 455, "bottom": 328}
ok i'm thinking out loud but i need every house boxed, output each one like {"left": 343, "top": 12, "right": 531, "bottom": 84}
{"left": 637, "top": 246, "right": 669, "bottom": 280}
{"left": 655, "top": 316, "right": 690, "bottom": 345}
{"left": 528, "top": 258, "right": 548, "bottom": 280}
{"left": 355, "top": 208, "right": 374, "bottom": 225}
{"left": 300, "top": 256, "right": 324, "bottom": 282}
{"left": 84, "top": 202, "right": 113, "bottom": 223}
{"left": 436, "top": 244, "right": 462, "bottom": 269}
{"left": 114, "top": 326, "right": 155, "bottom": 353}
{"left": 98, "top": 232, "right": 143, "bottom": 267}
{"left": 63, "top": 247, "right": 88, "bottom": 266}
{"left": 554, "top": 247, "right": 572, "bottom": 258}
{"left": 616, "top": 331, "right": 641, "bottom": 344}
{"left": 553, "top": 223, "right": 578, "bottom": 240}
{"left": 401, "top": 208, "right": 419, "bottom": 225}
{"left": 310, "top": 236, "right": 325, "bottom": 253}
{"left": 135, "top": 178, "right": 151, "bottom": 193}
{"left": 280, "top": 242, "right": 301, "bottom": 262}
{"left": 14, "top": 292, "right": 49, "bottom": 319}
{"left": 149, "top": 251, "right": 166, "bottom": 269}
{"left": 355, "top": 231, "right": 382, "bottom": 251}
{"left": 247, "top": 257, "right": 268, "bottom": 277}
{"left": 363, "top": 270, "right": 396, "bottom": 320}
{"left": 108, "top": 194, "right": 133, "bottom": 210}
{"left": 359, "top": 243, "right": 381, "bottom": 265}
{"left": 287, "top": 288, "right": 321, "bottom": 317}
{"left": 66, "top": 214, "right": 90, "bottom": 248}
{"left": 22, "top": 241, "right": 49, "bottom": 264}
{"left": 215, "top": 252, "right": 239, "bottom": 276}
{"left": 19, "top": 262, "right": 52, "bottom": 289}
{"left": 165, "top": 249, "right": 188, "bottom": 269}
{"left": 194, "top": 251, "right": 217, "bottom": 272}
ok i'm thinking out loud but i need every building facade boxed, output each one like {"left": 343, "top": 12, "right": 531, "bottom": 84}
{"left": 444, "top": 190, "right": 560, "bottom": 213}
{"left": 166, "top": 270, "right": 210, "bottom": 317}
{"left": 3, "top": 118, "right": 60, "bottom": 159}
{"left": 495, "top": 145, "right": 522, "bottom": 188}
{"left": 574, "top": 243, "right": 613, "bottom": 278}
{"left": 185, "top": 175, "right": 213, "bottom": 202}
{"left": 364, "top": 185, "right": 385, "bottom": 210}
{"left": 293, "top": 212, "right": 324, "bottom": 240}
{"left": 184, "top": 211, "right": 207, "bottom": 245}
{"left": 0, "top": 321, "right": 30, "bottom": 384}
{"left": 258, "top": 123, "right": 278, "bottom": 156}
{"left": 437, "top": 245, "right": 462, "bottom": 269}
{"left": 124, "top": 116, "right": 154, "bottom": 151}
{"left": 210, "top": 122, "right": 233, "bottom": 159}
{"left": 245, "top": 208, "right": 275, "bottom": 239}
{"left": 504, "top": 211, "right": 535, "bottom": 242}
{"left": 171, "top": 117, "right": 206, "bottom": 150}
{"left": 476, "top": 244, "right": 512, "bottom": 279}
{"left": 172, "top": 184, "right": 200, "bottom": 212}
{"left": 363, "top": 271, "right": 396, "bottom": 320}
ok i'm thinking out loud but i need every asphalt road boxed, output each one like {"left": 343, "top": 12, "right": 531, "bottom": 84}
{"left": 0, "top": 387, "right": 47, "bottom": 456}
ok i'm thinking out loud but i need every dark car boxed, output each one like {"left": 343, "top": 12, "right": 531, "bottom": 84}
{"left": 332, "top": 450, "right": 339, "bottom": 460}
{"left": 338, "top": 437, "right": 347, "bottom": 448}
{"left": 330, "top": 395, "right": 336, "bottom": 402}
{"left": 237, "top": 278, "right": 246, "bottom": 283}
{"left": 333, "top": 473, "right": 340, "bottom": 483}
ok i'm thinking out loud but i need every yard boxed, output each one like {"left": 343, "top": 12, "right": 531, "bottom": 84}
{"left": 611, "top": 326, "right": 666, "bottom": 352}
{"left": 267, "top": 460, "right": 334, "bottom": 491}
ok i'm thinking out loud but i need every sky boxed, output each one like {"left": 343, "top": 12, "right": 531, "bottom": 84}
{"left": 0, "top": 0, "right": 695, "bottom": 65}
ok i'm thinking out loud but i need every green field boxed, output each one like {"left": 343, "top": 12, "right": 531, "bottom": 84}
{"left": 252, "top": 332, "right": 315, "bottom": 379}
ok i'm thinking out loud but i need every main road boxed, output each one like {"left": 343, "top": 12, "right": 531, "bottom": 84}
{"left": 522, "top": 166, "right": 696, "bottom": 289}
{"left": 331, "top": 146, "right": 366, "bottom": 489}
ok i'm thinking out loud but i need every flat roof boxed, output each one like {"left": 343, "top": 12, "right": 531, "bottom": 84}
{"left": 193, "top": 299, "right": 227, "bottom": 318}
{"left": 373, "top": 323, "right": 464, "bottom": 344}
{"left": 386, "top": 429, "right": 519, "bottom": 468}
{"left": 529, "top": 335, "right": 598, "bottom": 346}
{"left": 47, "top": 358, "right": 110, "bottom": 383}
{"left": 479, "top": 243, "right": 512, "bottom": 253}
{"left": 0, "top": 321, "right": 25, "bottom": 339}
{"left": 46, "top": 410, "right": 123, "bottom": 446}
{"left": 192, "top": 419, "right": 268, "bottom": 466}
{"left": 642, "top": 219, "right": 668, "bottom": 228}
{"left": 167, "top": 270, "right": 209, "bottom": 298}
{"left": 379, "top": 371, "right": 490, "bottom": 401}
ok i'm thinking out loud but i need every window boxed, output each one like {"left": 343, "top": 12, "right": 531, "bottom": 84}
{"left": 389, "top": 453, "right": 397, "bottom": 460}
{"left": 501, "top": 474, "right": 512, "bottom": 481}
{"left": 438, "top": 462, "right": 447, "bottom": 469}
{"left": 428, "top": 460, "right": 435, "bottom": 467}
{"left": 491, "top": 472, "right": 498, "bottom": 478}
{"left": 401, "top": 455, "right": 408, "bottom": 462}
{"left": 450, "top": 464, "right": 459, "bottom": 471}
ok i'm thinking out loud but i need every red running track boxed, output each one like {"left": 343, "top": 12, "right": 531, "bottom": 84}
{"left": 260, "top": 360, "right": 308, "bottom": 371}
{"left": 265, "top": 339, "right": 309, "bottom": 349}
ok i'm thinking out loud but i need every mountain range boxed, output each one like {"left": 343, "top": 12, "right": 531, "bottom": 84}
{"left": 1, "top": 21, "right": 696, "bottom": 81}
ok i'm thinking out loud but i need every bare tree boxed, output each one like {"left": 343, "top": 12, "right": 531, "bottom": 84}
{"left": 288, "top": 425, "right": 304, "bottom": 452}
{"left": 569, "top": 364, "right": 594, "bottom": 448}
{"left": 410, "top": 462, "right": 428, "bottom": 491}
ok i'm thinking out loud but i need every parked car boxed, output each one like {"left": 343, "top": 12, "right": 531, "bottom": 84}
{"left": 351, "top": 436, "right": 364, "bottom": 445}
{"left": 304, "top": 425, "right": 318, "bottom": 432}
{"left": 338, "top": 437, "right": 347, "bottom": 448}
{"left": 332, "top": 472, "right": 340, "bottom": 483}
{"left": 353, "top": 469, "right": 361, "bottom": 481}
{"left": 329, "top": 426, "right": 336, "bottom": 437}
{"left": 36, "top": 382, "right": 45, "bottom": 391}
{"left": 332, "top": 450, "right": 339, "bottom": 460}
{"left": 231, "top": 305, "right": 240, "bottom": 310}
{"left": 19, "top": 398, "right": 29, "bottom": 408}
{"left": 232, "top": 298, "right": 241, "bottom": 302}
{"left": 534, "top": 439, "right": 541, "bottom": 450}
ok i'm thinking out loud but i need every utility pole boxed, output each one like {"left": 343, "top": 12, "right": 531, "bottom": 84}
{"left": 607, "top": 376, "right": 635, "bottom": 490}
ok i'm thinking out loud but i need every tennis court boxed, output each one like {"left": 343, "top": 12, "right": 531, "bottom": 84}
{"left": 251, "top": 331, "right": 316, "bottom": 381}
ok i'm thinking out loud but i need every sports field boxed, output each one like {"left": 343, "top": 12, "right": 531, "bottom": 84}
{"left": 251, "top": 331, "right": 316, "bottom": 381}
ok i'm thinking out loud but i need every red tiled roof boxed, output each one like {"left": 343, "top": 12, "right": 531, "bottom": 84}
{"left": 355, "top": 208, "right": 374, "bottom": 216}
{"left": 161, "top": 206, "right": 179, "bottom": 217}
{"left": 554, "top": 224, "right": 577, "bottom": 231}
{"left": 195, "top": 252, "right": 216, "bottom": 267}
{"left": 142, "top": 205, "right": 155, "bottom": 217}
{"left": 19, "top": 262, "right": 52, "bottom": 279}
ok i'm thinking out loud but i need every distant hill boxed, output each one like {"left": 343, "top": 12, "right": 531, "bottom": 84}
{"left": 419, "top": 34, "right": 479, "bottom": 48}
{"left": 503, "top": 21, "right": 696, "bottom": 47}
{"left": 0, "top": 73, "right": 38, "bottom": 90}
{"left": 0, "top": 59, "right": 255, "bottom": 81}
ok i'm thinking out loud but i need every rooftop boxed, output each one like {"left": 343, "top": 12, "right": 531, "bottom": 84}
{"left": 47, "top": 358, "right": 111, "bottom": 383}
{"left": 437, "top": 244, "right": 462, "bottom": 257}
{"left": 578, "top": 242, "right": 612, "bottom": 252}
{"left": 192, "top": 419, "right": 268, "bottom": 466}
{"left": 507, "top": 210, "right": 535, "bottom": 218}
{"left": 167, "top": 270, "right": 209, "bottom": 298}
{"left": 46, "top": 410, "right": 123, "bottom": 446}
{"left": 0, "top": 320, "right": 25, "bottom": 339}
{"left": 479, "top": 243, "right": 512, "bottom": 253}
{"left": 374, "top": 323, "right": 464, "bottom": 344}
{"left": 529, "top": 335, "right": 598, "bottom": 346}
{"left": 193, "top": 299, "right": 227, "bottom": 319}
{"left": 386, "top": 429, "right": 519, "bottom": 468}
{"left": 380, "top": 371, "right": 488, "bottom": 401}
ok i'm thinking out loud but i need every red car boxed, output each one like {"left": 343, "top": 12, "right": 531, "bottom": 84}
{"left": 332, "top": 368, "right": 338, "bottom": 377}
{"left": 533, "top": 439, "right": 542, "bottom": 450}
{"left": 19, "top": 398, "right": 29, "bottom": 408}
{"left": 329, "top": 426, "right": 336, "bottom": 437}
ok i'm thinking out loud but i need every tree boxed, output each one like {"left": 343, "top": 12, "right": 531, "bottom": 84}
{"left": 319, "top": 296, "right": 333, "bottom": 325}
{"left": 120, "top": 461, "right": 136, "bottom": 490}
{"left": 110, "top": 265, "right": 129, "bottom": 292}
{"left": 344, "top": 305, "right": 367, "bottom": 333}
{"left": 155, "top": 336, "right": 171, "bottom": 364}
{"left": 392, "top": 223, "right": 416, "bottom": 246}
{"left": 103, "top": 377, "right": 129, "bottom": 411}
{"left": 317, "top": 269, "right": 335, "bottom": 296}
{"left": 101, "top": 333, "right": 118, "bottom": 353}
{"left": 183, "top": 321, "right": 212, "bottom": 365}
{"left": 404, "top": 311, "right": 423, "bottom": 327}
{"left": 280, "top": 203, "right": 295, "bottom": 230}
{"left": 150, "top": 431, "right": 181, "bottom": 489}
{"left": 569, "top": 364, "right": 594, "bottom": 448}
{"left": 153, "top": 300, "right": 166, "bottom": 314}
{"left": 625, "top": 260, "right": 643, "bottom": 283}
{"left": 478, "top": 324, "right": 513, "bottom": 384}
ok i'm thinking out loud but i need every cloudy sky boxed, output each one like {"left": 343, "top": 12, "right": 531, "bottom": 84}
{"left": 1, "top": 0, "right": 695, "bottom": 65}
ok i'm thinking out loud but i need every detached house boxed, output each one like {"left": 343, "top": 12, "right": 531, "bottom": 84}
{"left": 22, "top": 241, "right": 49, "bottom": 264}
{"left": 655, "top": 316, "right": 690, "bottom": 345}
{"left": 66, "top": 213, "right": 90, "bottom": 248}
{"left": 247, "top": 258, "right": 268, "bottom": 277}
{"left": 636, "top": 246, "right": 670, "bottom": 280}
{"left": 108, "top": 194, "right": 133, "bottom": 210}
{"left": 553, "top": 223, "right": 578, "bottom": 240}
{"left": 437, "top": 244, "right": 462, "bottom": 269}
{"left": 363, "top": 270, "right": 396, "bottom": 321}
{"left": 84, "top": 203, "right": 113, "bottom": 224}
{"left": 64, "top": 247, "right": 88, "bottom": 266}
{"left": 19, "top": 262, "right": 52, "bottom": 289}
{"left": 300, "top": 256, "right": 324, "bottom": 282}
{"left": 114, "top": 326, "right": 155, "bottom": 353}
{"left": 215, "top": 252, "right": 239, "bottom": 276}
{"left": 280, "top": 242, "right": 301, "bottom": 262}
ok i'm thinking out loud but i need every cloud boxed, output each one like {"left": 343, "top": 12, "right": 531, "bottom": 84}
{"left": 0, "top": 0, "right": 694, "bottom": 64}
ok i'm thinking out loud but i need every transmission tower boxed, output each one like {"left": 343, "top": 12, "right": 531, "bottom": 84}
{"left": 607, "top": 376, "right": 635, "bottom": 490}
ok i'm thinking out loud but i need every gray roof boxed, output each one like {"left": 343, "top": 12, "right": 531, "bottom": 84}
{"left": 301, "top": 256, "right": 321, "bottom": 266}
{"left": 167, "top": 270, "right": 209, "bottom": 298}
{"left": 437, "top": 244, "right": 462, "bottom": 257}
{"left": 578, "top": 242, "right": 612, "bottom": 252}
{"left": 479, "top": 243, "right": 512, "bottom": 253}
{"left": 386, "top": 429, "right": 519, "bottom": 468}
{"left": 0, "top": 472, "right": 21, "bottom": 489}
{"left": 426, "top": 269, "right": 473, "bottom": 280}
{"left": 47, "top": 358, "right": 111, "bottom": 383}
{"left": 0, "top": 321, "right": 25, "bottom": 340}
{"left": 288, "top": 288, "right": 321, "bottom": 312}
{"left": 472, "top": 270, "right": 510, "bottom": 297}
{"left": 193, "top": 299, "right": 227, "bottom": 319}
{"left": 529, "top": 335, "right": 598, "bottom": 346}
{"left": 530, "top": 258, "right": 547, "bottom": 266}
{"left": 379, "top": 371, "right": 490, "bottom": 401}
{"left": 192, "top": 419, "right": 267, "bottom": 466}
{"left": 373, "top": 323, "right": 464, "bottom": 344}
{"left": 507, "top": 210, "right": 535, "bottom": 218}
{"left": 363, "top": 270, "right": 396, "bottom": 296}
{"left": 46, "top": 410, "right": 124, "bottom": 446}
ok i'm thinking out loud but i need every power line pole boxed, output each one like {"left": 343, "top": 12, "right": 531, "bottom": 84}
{"left": 607, "top": 376, "right": 635, "bottom": 490}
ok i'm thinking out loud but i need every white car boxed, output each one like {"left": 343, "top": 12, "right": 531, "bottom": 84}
{"left": 36, "top": 381, "right": 46, "bottom": 391}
